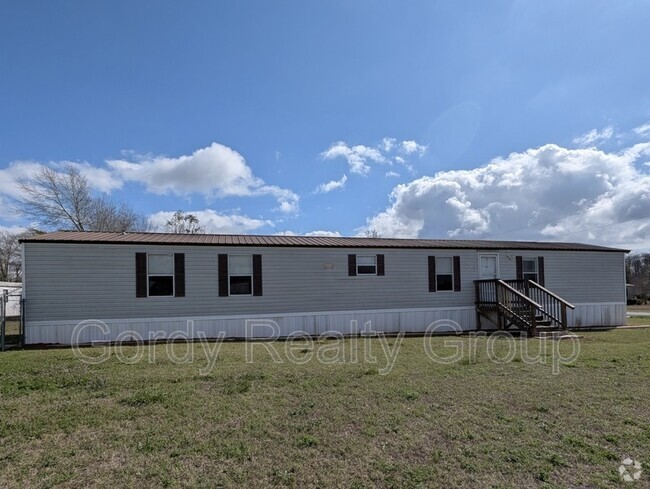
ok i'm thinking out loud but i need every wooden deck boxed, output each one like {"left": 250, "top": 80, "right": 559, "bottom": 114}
{"left": 474, "top": 279, "right": 575, "bottom": 336}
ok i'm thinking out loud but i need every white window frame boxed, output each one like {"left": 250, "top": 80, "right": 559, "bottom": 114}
{"left": 356, "top": 255, "right": 377, "bottom": 275}
{"left": 147, "top": 253, "right": 175, "bottom": 297}
{"left": 228, "top": 254, "right": 253, "bottom": 296}
{"left": 435, "top": 256, "right": 454, "bottom": 292}
{"left": 522, "top": 257, "right": 538, "bottom": 282}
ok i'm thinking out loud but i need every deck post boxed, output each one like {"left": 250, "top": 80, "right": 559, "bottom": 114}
{"left": 561, "top": 303, "right": 568, "bottom": 330}
{"left": 495, "top": 281, "right": 503, "bottom": 330}
{"left": 528, "top": 303, "right": 537, "bottom": 337}
{"left": 524, "top": 279, "right": 530, "bottom": 298}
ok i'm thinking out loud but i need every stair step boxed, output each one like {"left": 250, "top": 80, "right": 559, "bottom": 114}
{"left": 534, "top": 332, "right": 581, "bottom": 340}
{"left": 535, "top": 325, "right": 559, "bottom": 332}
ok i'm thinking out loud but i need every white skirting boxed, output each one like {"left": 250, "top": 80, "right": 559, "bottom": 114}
{"left": 26, "top": 306, "right": 478, "bottom": 345}
{"left": 24, "top": 302, "right": 627, "bottom": 345}
{"left": 567, "top": 302, "right": 627, "bottom": 328}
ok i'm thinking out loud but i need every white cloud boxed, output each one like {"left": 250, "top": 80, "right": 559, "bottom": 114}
{"left": 315, "top": 174, "right": 347, "bottom": 194}
{"left": 364, "top": 143, "right": 650, "bottom": 249}
{"left": 572, "top": 126, "right": 615, "bottom": 147}
{"left": 0, "top": 224, "right": 28, "bottom": 234}
{"left": 149, "top": 209, "right": 272, "bottom": 234}
{"left": 320, "top": 142, "right": 386, "bottom": 175}
{"left": 304, "top": 230, "right": 341, "bottom": 237}
{"left": 321, "top": 137, "right": 426, "bottom": 175}
{"left": 64, "top": 162, "right": 123, "bottom": 193}
{"left": 0, "top": 161, "right": 45, "bottom": 200}
{"left": 380, "top": 137, "right": 396, "bottom": 152}
{"left": 274, "top": 230, "right": 341, "bottom": 237}
{"left": 0, "top": 160, "right": 122, "bottom": 220}
{"left": 274, "top": 230, "right": 341, "bottom": 238}
{"left": 274, "top": 200, "right": 295, "bottom": 214}
{"left": 634, "top": 122, "right": 650, "bottom": 137}
{"left": 0, "top": 160, "right": 122, "bottom": 196}
{"left": 108, "top": 142, "right": 299, "bottom": 213}
{"left": 400, "top": 140, "right": 427, "bottom": 155}
{"left": 385, "top": 171, "right": 400, "bottom": 178}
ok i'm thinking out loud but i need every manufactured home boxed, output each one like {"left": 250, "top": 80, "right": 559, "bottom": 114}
{"left": 20, "top": 231, "right": 628, "bottom": 345}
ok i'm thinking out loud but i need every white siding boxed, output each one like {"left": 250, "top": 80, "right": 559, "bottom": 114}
{"left": 22, "top": 242, "right": 627, "bottom": 344}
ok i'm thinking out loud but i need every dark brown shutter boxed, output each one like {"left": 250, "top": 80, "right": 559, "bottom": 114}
{"left": 377, "top": 254, "right": 385, "bottom": 276}
{"left": 428, "top": 256, "right": 436, "bottom": 292}
{"left": 174, "top": 253, "right": 185, "bottom": 297}
{"left": 537, "top": 256, "right": 545, "bottom": 286}
{"left": 252, "top": 254, "right": 263, "bottom": 296}
{"left": 453, "top": 256, "right": 461, "bottom": 292}
{"left": 515, "top": 256, "right": 523, "bottom": 280}
{"left": 348, "top": 254, "right": 357, "bottom": 276}
{"left": 218, "top": 254, "right": 229, "bottom": 297}
{"left": 136, "top": 253, "right": 147, "bottom": 298}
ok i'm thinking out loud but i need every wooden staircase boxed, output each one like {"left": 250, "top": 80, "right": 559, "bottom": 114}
{"left": 474, "top": 279, "right": 575, "bottom": 337}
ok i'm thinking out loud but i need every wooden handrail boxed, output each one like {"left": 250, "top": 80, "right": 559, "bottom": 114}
{"left": 528, "top": 280, "right": 575, "bottom": 309}
{"left": 496, "top": 280, "right": 543, "bottom": 310}
{"left": 474, "top": 278, "right": 572, "bottom": 333}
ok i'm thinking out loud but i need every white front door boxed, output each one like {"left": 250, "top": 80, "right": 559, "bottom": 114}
{"left": 479, "top": 254, "right": 499, "bottom": 280}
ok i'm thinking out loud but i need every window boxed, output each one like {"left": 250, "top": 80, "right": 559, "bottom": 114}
{"left": 357, "top": 255, "right": 377, "bottom": 275}
{"left": 348, "top": 254, "right": 385, "bottom": 277}
{"left": 523, "top": 258, "right": 538, "bottom": 282}
{"left": 428, "top": 255, "right": 461, "bottom": 292}
{"left": 229, "top": 254, "right": 253, "bottom": 295}
{"left": 148, "top": 253, "right": 174, "bottom": 296}
{"left": 436, "top": 257, "right": 453, "bottom": 291}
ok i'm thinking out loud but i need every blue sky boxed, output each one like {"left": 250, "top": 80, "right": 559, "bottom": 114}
{"left": 2, "top": 1, "right": 650, "bottom": 248}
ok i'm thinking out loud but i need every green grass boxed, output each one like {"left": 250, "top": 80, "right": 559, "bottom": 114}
{"left": 626, "top": 316, "right": 650, "bottom": 326}
{"left": 0, "top": 330, "right": 649, "bottom": 488}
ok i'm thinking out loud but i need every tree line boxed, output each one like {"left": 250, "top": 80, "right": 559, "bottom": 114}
{"left": 626, "top": 253, "right": 650, "bottom": 303}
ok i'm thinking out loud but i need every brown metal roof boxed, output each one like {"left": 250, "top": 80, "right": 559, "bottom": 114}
{"left": 20, "top": 231, "right": 629, "bottom": 252}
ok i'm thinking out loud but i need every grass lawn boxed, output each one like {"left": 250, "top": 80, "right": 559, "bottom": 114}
{"left": 626, "top": 316, "right": 650, "bottom": 326}
{"left": 1, "top": 330, "right": 649, "bottom": 488}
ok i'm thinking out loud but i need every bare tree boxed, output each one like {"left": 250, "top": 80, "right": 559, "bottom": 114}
{"left": 164, "top": 211, "right": 205, "bottom": 234}
{"left": 92, "top": 196, "right": 152, "bottom": 232}
{"left": 0, "top": 231, "right": 20, "bottom": 281}
{"left": 0, "top": 229, "right": 39, "bottom": 281}
{"left": 16, "top": 165, "right": 94, "bottom": 231}
{"left": 14, "top": 165, "right": 150, "bottom": 232}
{"left": 364, "top": 228, "right": 382, "bottom": 238}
